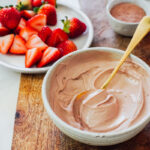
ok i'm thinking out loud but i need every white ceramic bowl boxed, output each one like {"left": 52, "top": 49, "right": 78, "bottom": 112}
{"left": 106, "top": 0, "right": 150, "bottom": 36}
{"left": 42, "top": 47, "right": 150, "bottom": 146}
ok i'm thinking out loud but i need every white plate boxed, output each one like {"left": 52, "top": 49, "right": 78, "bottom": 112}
{"left": 0, "top": 2, "right": 93, "bottom": 73}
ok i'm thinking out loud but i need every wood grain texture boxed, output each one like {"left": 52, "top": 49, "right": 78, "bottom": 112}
{"left": 12, "top": 0, "right": 150, "bottom": 149}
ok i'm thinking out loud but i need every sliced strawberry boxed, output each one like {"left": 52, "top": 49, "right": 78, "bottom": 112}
{"left": 10, "top": 35, "right": 27, "bottom": 54}
{"left": 15, "top": 18, "right": 27, "bottom": 33}
{"left": 38, "top": 4, "right": 57, "bottom": 25}
{"left": 38, "top": 26, "right": 52, "bottom": 42}
{"left": 0, "top": 34, "right": 14, "bottom": 54}
{"left": 25, "top": 48, "right": 43, "bottom": 68}
{"left": 27, "top": 14, "right": 46, "bottom": 32}
{"left": 26, "top": 34, "right": 48, "bottom": 51}
{"left": 46, "top": 28, "right": 68, "bottom": 47}
{"left": 37, "top": 47, "right": 60, "bottom": 67}
{"left": 32, "top": 0, "right": 42, "bottom": 7}
{"left": 57, "top": 40, "right": 77, "bottom": 56}
{"left": 0, "top": 22, "right": 9, "bottom": 36}
{"left": 21, "top": 10, "right": 36, "bottom": 20}
{"left": 19, "top": 26, "right": 38, "bottom": 41}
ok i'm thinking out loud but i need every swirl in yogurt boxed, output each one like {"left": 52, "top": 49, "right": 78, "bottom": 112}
{"left": 49, "top": 51, "right": 150, "bottom": 132}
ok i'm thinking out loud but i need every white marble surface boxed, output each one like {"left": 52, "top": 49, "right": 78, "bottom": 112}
{"left": 0, "top": 0, "right": 80, "bottom": 150}
{"left": 0, "top": 67, "right": 20, "bottom": 150}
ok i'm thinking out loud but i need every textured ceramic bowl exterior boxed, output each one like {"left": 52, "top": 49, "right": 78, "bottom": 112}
{"left": 42, "top": 47, "right": 150, "bottom": 146}
{"left": 106, "top": 0, "right": 150, "bottom": 36}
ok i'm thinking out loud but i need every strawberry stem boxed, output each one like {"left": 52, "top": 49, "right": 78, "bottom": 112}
{"left": 33, "top": 7, "right": 40, "bottom": 13}
{"left": 16, "top": 2, "right": 28, "bottom": 11}
{"left": 62, "top": 16, "right": 70, "bottom": 34}
{"left": 0, "top": 5, "right": 15, "bottom": 10}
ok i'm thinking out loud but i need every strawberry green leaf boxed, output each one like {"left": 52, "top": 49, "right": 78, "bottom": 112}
{"left": 0, "top": 6, "right": 3, "bottom": 10}
{"left": 9, "top": 5, "right": 13, "bottom": 7}
{"left": 62, "top": 16, "right": 70, "bottom": 33}
{"left": 16, "top": 2, "right": 28, "bottom": 11}
{"left": 33, "top": 7, "right": 40, "bottom": 13}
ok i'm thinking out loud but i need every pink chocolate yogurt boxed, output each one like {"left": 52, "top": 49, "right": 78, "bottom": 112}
{"left": 110, "top": 3, "right": 146, "bottom": 23}
{"left": 49, "top": 50, "right": 150, "bottom": 133}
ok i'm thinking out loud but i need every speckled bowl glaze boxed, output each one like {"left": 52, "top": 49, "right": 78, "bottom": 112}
{"left": 42, "top": 47, "right": 150, "bottom": 146}
{"left": 106, "top": 0, "right": 150, "bottom": 36}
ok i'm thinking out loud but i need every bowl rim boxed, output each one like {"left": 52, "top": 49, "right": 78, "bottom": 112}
{"left": 42, "top": 47, "right": 150, "bottom": 137}
{"left": 106, "top": 0, "right": 148, "bottom": 25}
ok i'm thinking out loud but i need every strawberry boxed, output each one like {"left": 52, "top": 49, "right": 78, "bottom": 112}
{"left": 38, "top": 4, "right": 57, "bottom": 25}
{"left": 0, "top": 7, "right": 21, "bottom": 30}
{"left": 37, "top": 47, "right": 60, "bottom": 67}
{"left": 21, "top": 10, "right": 36, "bottom": 20}
{"left": 19, "top": 26, "right": 38, "bottom": 41}
{"left": 10, "top": 35, "right": 27, "bottom": 54}
{"left": 45, "top": 0, "right": 56, "bottom": 6}
{"left": 27, "top": 14, "right": 46, "bottom": 31}
{"left": 38, "top": 26, "right": 52, "bottom": 42}
{"left": 62, "top": 17, "right": 87, "bottom": 38}
{"left": 26, "top": 34, "right": 48, "bottom": 51}
{"left": 0, "top": 22, "right": 9, "bottom": 36}
{"left": 57, "top": 40, "right": 77, "bottom": 56}
{"left": 0, "top": 34, "right": 14, "bottom": 54}
{"left": 15, "top": 18, "right": 27, "bottom": 33}
{"left": 47, "top": 28, "right": 68, "bottom": 47}
{"left": 17, "top": 0, "right": 32, "bottom": 10}
{"left": 25, "top": 48, "right": 43, "bottom": 68}
{"left": 32, "top": 0, "right": 42, "bottom": 7}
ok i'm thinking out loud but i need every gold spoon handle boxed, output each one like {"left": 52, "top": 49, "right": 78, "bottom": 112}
{"left": 101, "top": 16, "right": 150, "bottom": 89}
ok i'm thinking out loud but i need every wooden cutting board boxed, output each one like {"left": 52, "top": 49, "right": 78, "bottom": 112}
{"left": 12, "top": 0, "right": 150, "bottom": 149}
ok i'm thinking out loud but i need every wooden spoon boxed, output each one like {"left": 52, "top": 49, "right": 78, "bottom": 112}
{"left": 76, "top": 16, "right": 150, "bottom": 99}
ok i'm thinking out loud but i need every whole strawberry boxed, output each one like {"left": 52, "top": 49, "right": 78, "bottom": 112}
{"left": 57, "top": 40, "right": 77, "bottom": 56}
{"left": 62, "top": 17, "right": 87, "bottom": 38}
{"left": 0, "top": 7, "right": 21, "bottom": 29}
{"left": 38, "top": 4, "right": 57, "bottom": 25}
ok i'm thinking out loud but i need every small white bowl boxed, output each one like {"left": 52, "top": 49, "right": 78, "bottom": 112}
{"left": 106, "top": 0, "right": 150, "bottom": 36}
{"left": 42, "top": 47, "right": 150, "bottom": 146}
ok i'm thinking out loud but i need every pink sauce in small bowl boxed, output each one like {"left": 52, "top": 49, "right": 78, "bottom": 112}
{"left": 110, "top": 2, "right": 146, "bottom": 23}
